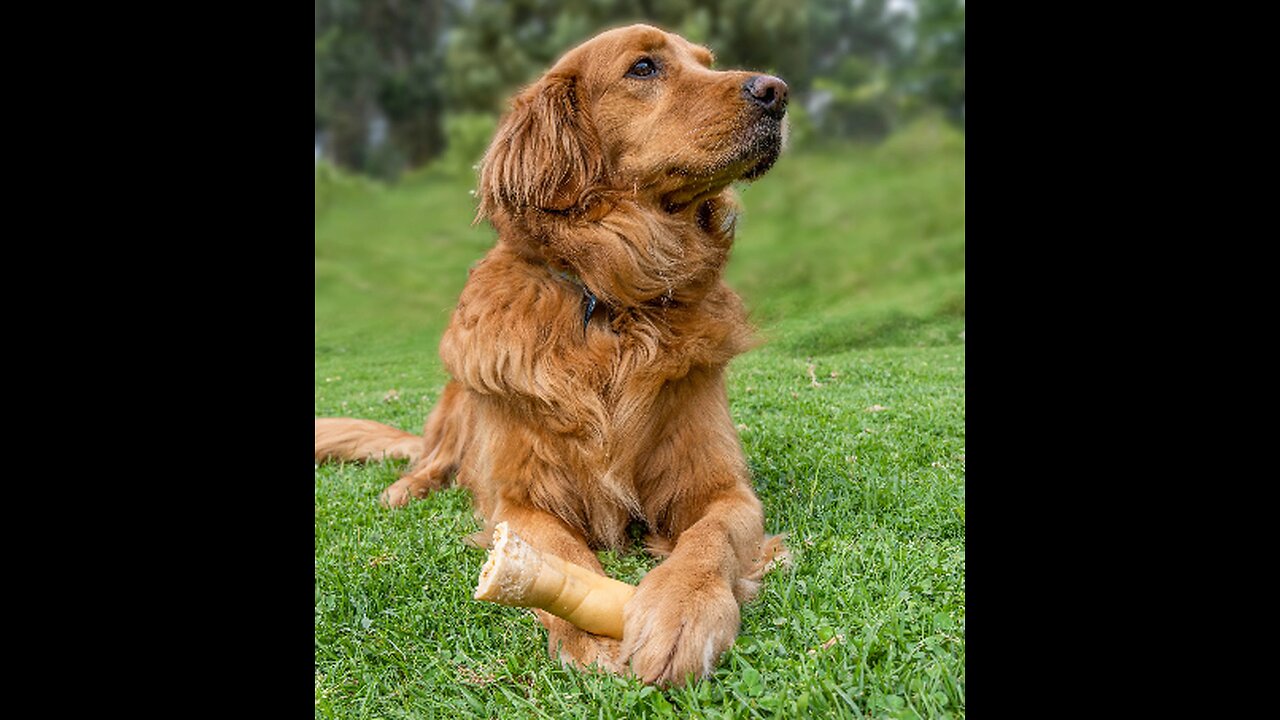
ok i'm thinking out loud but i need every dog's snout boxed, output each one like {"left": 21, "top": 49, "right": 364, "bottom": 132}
{"left": 743, "top": 75, "right": 788, "bottom": 119}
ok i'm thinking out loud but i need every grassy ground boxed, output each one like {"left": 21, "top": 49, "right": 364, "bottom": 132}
{"left": 315, "top": 118, "right": 965, "bottom": 719}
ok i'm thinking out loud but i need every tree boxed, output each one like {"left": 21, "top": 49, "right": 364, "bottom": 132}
{"left": 315, "top": 0, "right": 448, "bottom": 177}
{"left": 316, "top": 0, "right": 966, "bottom": 178}
{"left": 908, "top": 0, "right": 965, "bottom": 128}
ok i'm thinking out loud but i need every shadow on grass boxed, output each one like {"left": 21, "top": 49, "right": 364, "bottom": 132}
{"left": 779, "top": 307, "right": 966, "bottom": 356}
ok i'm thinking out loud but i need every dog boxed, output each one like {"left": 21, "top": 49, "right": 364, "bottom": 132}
{"left": 315, "top": 23, "right": 789, "bottom": 687}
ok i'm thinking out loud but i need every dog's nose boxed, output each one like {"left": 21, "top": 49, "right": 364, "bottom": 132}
{"left": 743, "top": 75, "right": 788, "bottom": 119}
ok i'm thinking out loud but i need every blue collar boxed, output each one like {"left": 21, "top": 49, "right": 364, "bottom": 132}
{"left": 551, "top": 268, "right": 599, "bottom": 338}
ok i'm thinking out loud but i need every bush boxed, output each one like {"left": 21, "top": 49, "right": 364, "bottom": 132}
{"left": 440, "top": 113, "right": 498, "bottom": 176}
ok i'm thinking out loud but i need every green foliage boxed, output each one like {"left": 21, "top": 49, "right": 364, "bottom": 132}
{"left": 903, "top": 0, "right": 966, "bottom": 128}
{"left": 315, "top": 0, "right": 447, "bottom": 178}
{"left": 810, "top": 56, "right": 893, "bottom": 140}
{"left": 410, "top": 112, "right": 498, "bottom": 182}
{"left": 440, "top": 0, "right": 592, "bottom": 113}
{"left": 805, "top": 0, "right": 910, "bottom": 80}
{"left": 317, "top": 1, "right": 964, "bottom": 178}
{"left": 315, "top": 127, "right": 965, "bottom": 717}
{"left": 439, "top": 0, "right": 841, "bottom": 116}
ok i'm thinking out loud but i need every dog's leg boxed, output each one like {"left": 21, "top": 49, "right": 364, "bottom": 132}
{"left": 492, "top": 504, "right": 624, "bottom": 674}
{"left": 620, "top": 483, "right": 765, "bottom": 687}
{"left": 380, "top": 382, "right": 469, "bottom": 507}
{"left": 615, "top": 375, "right": 779, "bottom": 688}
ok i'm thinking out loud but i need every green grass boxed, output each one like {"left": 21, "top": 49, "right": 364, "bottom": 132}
{"left": 315, "top": 118, "right": 965, "bottom": 719}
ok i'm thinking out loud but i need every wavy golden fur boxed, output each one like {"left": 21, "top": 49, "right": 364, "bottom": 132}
{"left": 315, "top": 23, "right": 790, "bottom": 687}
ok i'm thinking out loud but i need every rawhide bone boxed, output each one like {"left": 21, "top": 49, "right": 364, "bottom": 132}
{"left": 473, "top": 522, "right": 637, "bottom": 639}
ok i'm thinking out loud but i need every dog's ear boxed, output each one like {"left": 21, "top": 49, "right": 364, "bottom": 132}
{"left": 477, "top": 73, "right": 603, "bottom": 217}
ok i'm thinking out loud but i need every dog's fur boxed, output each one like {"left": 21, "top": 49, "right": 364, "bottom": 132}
{"left": 315, "top": 24, "right": 789, "bottom": 687}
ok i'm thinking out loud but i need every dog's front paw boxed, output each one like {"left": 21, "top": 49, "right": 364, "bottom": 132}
{"left": 378, "top": 480, "right": 413, "bottom": 508}
{"left": 378, "top": 472, "right": 434, "bottom": 508}
{"left": 620, "top": 563, "right": 741, "bottom": 687}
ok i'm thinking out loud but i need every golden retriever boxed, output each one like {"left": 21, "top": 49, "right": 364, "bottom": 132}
{"left": 316, "top": 23, "right": 789, "bottom": 687}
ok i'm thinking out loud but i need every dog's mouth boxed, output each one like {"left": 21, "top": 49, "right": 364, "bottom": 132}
{"left": 739, "top": 124, "right": 784, "bottom": 181}
{"left": 659, "top": 115, "right": 786, "bottom": 211}
{"left": 731, "top": 108, "right": 787, "bottom": 178}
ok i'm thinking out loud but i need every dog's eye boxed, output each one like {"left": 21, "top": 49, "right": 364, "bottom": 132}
{"left": 626, "top": 58, "right": 658, "bottom": 79}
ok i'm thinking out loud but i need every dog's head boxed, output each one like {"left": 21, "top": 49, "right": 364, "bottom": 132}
{"left": 477, "top": 24, "right": 788, "bottom": 219}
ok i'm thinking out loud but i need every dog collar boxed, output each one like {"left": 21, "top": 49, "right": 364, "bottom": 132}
{"left": 551, "top": 267, "right": 599, "bottom": 338}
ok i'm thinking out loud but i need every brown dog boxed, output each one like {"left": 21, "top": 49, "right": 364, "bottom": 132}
{"left": 315, "top": 23, "right": 788, "bottom": 687}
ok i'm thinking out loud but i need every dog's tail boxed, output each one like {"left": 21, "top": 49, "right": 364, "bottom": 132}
{"left": 314, "top": 418, "right": 424, "bottom": 465}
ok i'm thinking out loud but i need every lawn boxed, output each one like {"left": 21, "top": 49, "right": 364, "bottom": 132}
{"left": 315, "top": 118, "right": 966, "bottom": 719}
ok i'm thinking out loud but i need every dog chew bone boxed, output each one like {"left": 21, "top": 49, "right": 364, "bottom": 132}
{"left": 473, "top": 522, "right": 637, "bottom": 639}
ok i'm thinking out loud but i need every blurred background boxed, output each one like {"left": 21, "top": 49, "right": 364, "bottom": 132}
{"left": 314, "top": 0, "right": 964, "bottom": 179}
{"left": 316, "top": 0, "right": 964, "bottom": 386}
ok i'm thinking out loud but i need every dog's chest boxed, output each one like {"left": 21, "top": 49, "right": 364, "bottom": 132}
{"left": 556, "top": 326, "right": 695, "bottom": 499}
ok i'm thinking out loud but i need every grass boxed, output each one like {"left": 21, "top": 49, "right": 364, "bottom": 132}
{"left": 315, "top": 117, "right": 965, "bottom": 719}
